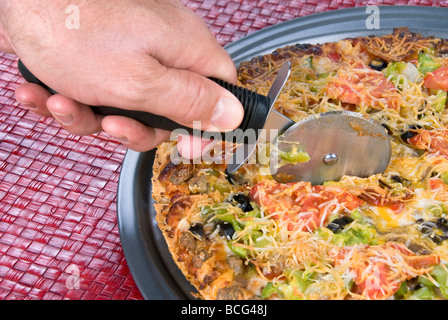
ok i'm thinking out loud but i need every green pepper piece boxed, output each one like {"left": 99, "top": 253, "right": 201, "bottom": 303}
{"left": 245, "top": 206, "right": 261, "bottom": 218}
{"left": 394, "top": 281, "right": 408, "bottom": 299}
{"left": 385, "top": 61, "right": 406, "bottom": 78}
{"left": 200, "top": 205, "right": 212, "bottom": 216}
{"left": 429, "top": 205, "right": 444, "bottom": 216}
{"left": 254, "top": 237, "right": 270, "bottom": 248}
{"left": 206, "top": 169, "right": 220, "bottom": 177}
{"left": 429, "top": 265, "right": 448, "bottom": 298}
{"left": 418, "top": 51, "right": 441, "bottom": 75}
{"left": 385, "top": 61, "right": 407, "bottom": 88}
{"left": 410, "top": 286, "right": 436, "bottom": 300}
{"left": 216, "top": 214, "right": 243, "bottom": 232}
{"left": 213, "top": 180, "right": 231, "bottom": 194}
{"left": 431, "top": 90, "right": 447, "bottom": 113}
{"left": 291, "top": 270, "right": 313, "bottom": 292}
{"left": 280, "top": 147, "right": 310, "bottom": 164}
{"left": 302, "top": 56, "right": 313, "bottom": 70}
{"left": 350, "top": 209, "right": 363, "bottom": 221}
{"left": 418, "top": 275, "right": 435, "bottom": 288}
{"left": 315, "top": 227, "right": 332, "bottom": 240}
{"left": 260, "top": 282, "right": 277, "bottom": 299}
{"left": 227, "top": 242, "right": 247, "bottom": 258}
{"left": 441, "top": 172, "right": 448, "bottom": 185}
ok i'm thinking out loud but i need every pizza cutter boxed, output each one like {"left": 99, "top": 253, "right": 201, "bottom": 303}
{"left": 17, "top": 60, "right": 391, "bottom": 185}
{"left": 269, "top": 111, "right": 392, "bottom": 185}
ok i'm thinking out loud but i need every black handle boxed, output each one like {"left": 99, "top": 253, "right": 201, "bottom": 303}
{"left": 17, "top": 60, "right": 270, "bottom": 142}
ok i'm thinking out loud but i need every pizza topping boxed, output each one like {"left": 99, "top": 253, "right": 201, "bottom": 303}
{"left": 418, "top": 51, "right": 441, "bottom": 75}
{"left": 325, "top": 215, "right": 354, "bottom": 233}
{"left": 324, "top": 62, "right": 402, "bottom": 110}
{"left": 423, "top": 67, "right": 448, "bottom": 91}
{"left": 357, "top": 184, "right": 413, "bottom": 210}
{"left": 400, "top": 124, "right": 423, "bottom": 145}
{"left": 189, "top": 223, "right": 205, "bottom": 238}
{"left": 430, "top": 90, "right": 448, "bottom": 113}
{"left": 368, "top": 58, "right": 388, "bottom": 71}
{"left": 417, "top": 265, "right": 448, "bottom": 299}
{"left": 416, "top": 218, "right": 448, "bottom": 244}
{"left": 408, "top": 129, "right": 448, "bottom": 157}
{"left": 361, "top": 27, "right": 438, "bottom": 62}
{"left": 317, "top": 211, "right": 378, "bottom": 246}
{"left": 329, "top": 242, "right": 439, "bottom": 300}
{"left": 167, "top": 164, "right": 194, "bottom": 185}
{"left": 260, "top": 270, "right": 315, "bottom": 300}
{"left": 230, "top": 193, "right": 253, "bottom": 212}
{"left": 249, "top": 180, "right": 364, "bottom": 232}
{"left": 279, "top": 146, "right": 311, "bottom": 164}
{"left": 189, "top": 173, "right": 211, "bottom": 194}
{"left": 384, "top": 61, "right": 422, "bottom": 87}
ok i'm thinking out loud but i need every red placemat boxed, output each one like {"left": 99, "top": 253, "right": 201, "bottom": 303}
{"left": 0, "top": 0, "right": 446, "bottom": 300}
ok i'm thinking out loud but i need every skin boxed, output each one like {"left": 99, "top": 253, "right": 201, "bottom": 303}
{"left": 0, "top": 0, "right": 243, "bottom": 155}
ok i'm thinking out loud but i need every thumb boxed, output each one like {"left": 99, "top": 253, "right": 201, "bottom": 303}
{"left": 143, "top": 66, "right": 244, "bottom": 132}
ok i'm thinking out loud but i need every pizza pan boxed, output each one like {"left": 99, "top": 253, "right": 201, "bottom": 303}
{"left": 117, "top": 5, "right": 448, "bottom": 300}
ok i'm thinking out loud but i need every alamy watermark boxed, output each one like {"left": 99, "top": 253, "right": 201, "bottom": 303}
{"left": 365, "top": 5, "right": 380, "bottom": 30}
{"left": 65, "top": 264, "right": 81, "bottom": 290}
{"left": 65, "top": 5, "right": 80, "bottom": 30}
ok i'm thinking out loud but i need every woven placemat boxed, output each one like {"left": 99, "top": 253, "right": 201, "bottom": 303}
{"left": 0, "top": 0, "right": 445, "bottom": 300}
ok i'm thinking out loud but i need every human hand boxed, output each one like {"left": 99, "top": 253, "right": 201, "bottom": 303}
{"left": 0, "top": 0, "right": 243, "bottom": 154}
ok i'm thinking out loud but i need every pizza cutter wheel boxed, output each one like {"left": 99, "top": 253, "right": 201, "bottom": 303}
{"left": 269, "top": 111, "right": 392, "bottom": 185}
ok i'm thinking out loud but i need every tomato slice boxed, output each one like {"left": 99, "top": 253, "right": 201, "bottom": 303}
{"left": 330, "top": 242, "right": 439, "bottom": 300}
{"left": 325, "top": 62, "right": 402, "bottom": 110}
{"left": 423, "top": 67, "right": 448, "bottom": 91}
{"left": 327, "top": 51, "right": 341, "bottom": 63}
{"left": 249, "top": 180, "right": 363, "bottom": 232}
{"left": 408, "top": 129, "right": 448, "bottom": 157}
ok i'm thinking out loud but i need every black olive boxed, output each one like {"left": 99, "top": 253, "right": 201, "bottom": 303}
{"left": 391, "top": 175, "right": 404, "bottom": 183}
{"left": 417, "top": 220, "right": 448, "bottom": 244}
{"left": 389, "top": 175, "right": 411, "bottom": 187}
{"left": 381, "top": 123, "right": 393, "bottom": 135}
{"left": 379, "top": 179, "right": 393, "bottom": 189}
{"left": 295, "top": 43, "right": 311, "bottom": 50}
{"left": 225, "top": 169, "right": 247, "bottom": 186}
{"left": 189, "top": 223, "right": 204, "bottom": 238}
{"left": 400, "top": 125, "right": 422, "bottom": 144}
{"left": 231, "top": 193, "right": 253, "bottom": 212}
{"left": 407, "top": 277, "right": 423, "bottom": 291}
{"left": 436, "top": 220, "right": 448, "bottom": 233}
{"left": 326, "top": 216, "right": 354, "bottom": 233}
{"left": 438, "top": 217, "right": 448, "bottom": 225}
{"left": 218, "top": 222, "right": 235, "bottom": 240}
{"left": 253, "top": 55, "right": 265, "bottom": 63}
{"left": 369, "top": 58, "right": 388, "bottom": 71}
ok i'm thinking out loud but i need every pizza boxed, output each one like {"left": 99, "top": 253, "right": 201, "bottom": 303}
{"left": 151, "top": 28, "right": 448, "bottom": 300}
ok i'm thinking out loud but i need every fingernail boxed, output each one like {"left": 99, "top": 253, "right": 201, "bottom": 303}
{"left": 53, "top": 113, "right": 74, "bottom": 126}
{"left": 210, "top": 96, "right": 243, "bottom": 130}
